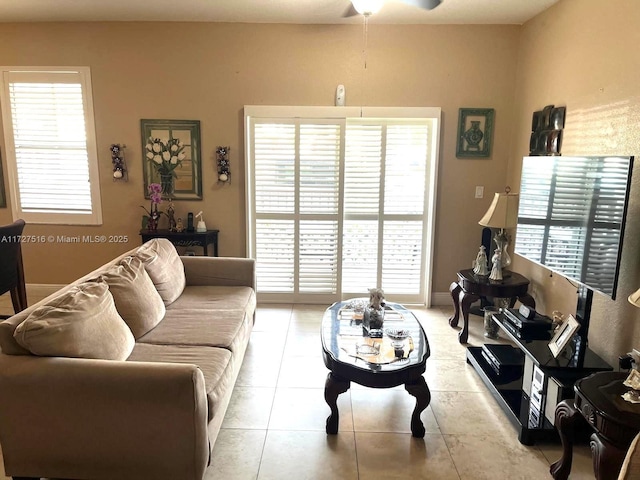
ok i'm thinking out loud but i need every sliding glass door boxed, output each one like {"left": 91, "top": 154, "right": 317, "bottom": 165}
{"left": 246, "top": 106, "right": 440, "bottom": 305}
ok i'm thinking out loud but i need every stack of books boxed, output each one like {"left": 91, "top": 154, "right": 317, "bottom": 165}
{"left": 500, "top": 308, "right": 553, "bottom": 341}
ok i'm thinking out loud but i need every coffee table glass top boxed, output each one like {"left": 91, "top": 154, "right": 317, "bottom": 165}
{"left": 321, "top": 299, "right": 429, "bottom": 373}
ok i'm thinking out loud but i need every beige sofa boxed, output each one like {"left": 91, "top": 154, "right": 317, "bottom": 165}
{"left": 0, "top": 239, "right": 256, "bottom": 480}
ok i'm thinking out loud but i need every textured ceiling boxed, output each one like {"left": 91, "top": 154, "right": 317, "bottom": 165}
{"left": 0, "top": 0, "right": 560, "bottom": 25}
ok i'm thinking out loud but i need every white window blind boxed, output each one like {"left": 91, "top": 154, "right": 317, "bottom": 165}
{"left": 246, "top": 106, "right": 440, "bottom": 305}
{"left": 0, "top": 67, "right": 102, "bottom": 224}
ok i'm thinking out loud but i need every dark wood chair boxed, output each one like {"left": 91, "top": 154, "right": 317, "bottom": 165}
{"left": 0, "top": 219, "right": 27, "bottom": 318}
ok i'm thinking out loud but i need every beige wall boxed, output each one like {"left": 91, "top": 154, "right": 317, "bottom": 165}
{"left": 510, "top": 0, "right": 640, "bottom": 366}
{"left": 0, "top": 22, "right": 519, "bottom": 287}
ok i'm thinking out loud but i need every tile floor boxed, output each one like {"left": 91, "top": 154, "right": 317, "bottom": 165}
{"left": 204, "top": 304, "right": 596, "bottom": 480}
{"left": 0, "top": 297, "right": 597, "bottom": 479}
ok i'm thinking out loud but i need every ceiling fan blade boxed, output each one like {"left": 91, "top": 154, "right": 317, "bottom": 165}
{"left": 342, "top": 3, "right": 360, "bottom": 17}
{"left": 397, "top": 0, "right": 442, "bottom": 10}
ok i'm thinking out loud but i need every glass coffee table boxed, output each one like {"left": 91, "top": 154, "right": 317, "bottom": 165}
{"left": 321, "top": 300, "right": 431, "bottom": 437}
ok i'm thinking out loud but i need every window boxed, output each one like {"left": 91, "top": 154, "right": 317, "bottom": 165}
{"left": 0, "top": 67, "right": 102, "bottom": 225}
{"left": 245, "top": 106, "right": 440, "bottom": 305}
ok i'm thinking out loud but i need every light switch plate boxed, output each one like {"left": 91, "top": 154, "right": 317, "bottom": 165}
{"left": 475, "top": 186, "right": 484, "bottom": 198}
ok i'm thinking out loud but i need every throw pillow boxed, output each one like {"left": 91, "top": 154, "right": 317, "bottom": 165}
{"left": 136, "top": 238, "right": 186, "bottom": 306}
{"left": 13, "top": 281, "right": 135, "bottom": 360}
{"left": 100, "top": 256, "right": 166, "bottom": 338}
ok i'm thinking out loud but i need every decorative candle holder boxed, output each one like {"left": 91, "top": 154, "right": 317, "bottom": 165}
{"left": 216, "top": 146, "right": 231, "bottom": 184}
{"left": 110, "top": 144, "right": 127, "bottom": 181}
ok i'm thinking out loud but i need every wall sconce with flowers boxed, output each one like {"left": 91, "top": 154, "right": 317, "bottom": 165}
{"left": 110, "top": 144, "right": 127, "bottom": 181}
{"left": 216, "top": 146, "right": 231, "bottom": 184}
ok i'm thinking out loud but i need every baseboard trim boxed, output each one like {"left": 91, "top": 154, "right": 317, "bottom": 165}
{"left": 431, "top": 292, "right": 452, "bottom": 307}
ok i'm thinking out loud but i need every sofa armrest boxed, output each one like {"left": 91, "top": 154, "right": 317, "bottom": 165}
{"left": 181, "top": 256, "right": 255, "bottom": 289}
{"left": 0, "top": 354, "right": 209, "bottom": 480}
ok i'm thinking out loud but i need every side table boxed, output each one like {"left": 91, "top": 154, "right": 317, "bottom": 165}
{"left": 140, "top": 229, "right": 219, "bottom": 256}
{"left": 550, "top": 371, "right": 640, "bottom": 480}
{"left": 448, "top": 269, "right": 535, "bottom": 344}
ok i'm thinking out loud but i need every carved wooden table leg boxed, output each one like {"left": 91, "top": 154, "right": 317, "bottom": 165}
{"left": 550, "top": 399, "right": 583, "bottom": 480}
{"left": 458, "top": 290, "right": 479, "bottom": 344}
{"left": 324, "top": 372, "right": 350, "bottom": 434}
{"left": 590, "top": 433, "right": 627, "bottom": 480}
{"left": 448, "top": 282, "right": 461, "bottom": 328}
{"left": 405, "top": 376, "right": 431, "bottom": 438}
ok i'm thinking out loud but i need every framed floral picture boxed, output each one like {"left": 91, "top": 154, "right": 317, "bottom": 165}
{"left": 141, "top": 119, "right": 202, "bottom": 200}
{"left": 456, "top": 108, "right": 494, "bottom": 158}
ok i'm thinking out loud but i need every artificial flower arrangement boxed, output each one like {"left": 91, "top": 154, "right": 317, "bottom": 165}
{"left": 145, "top": 136, "right": 186, "bottom": 195}
{"left": 141, "top": 183, "right": 163, "bottom": 231}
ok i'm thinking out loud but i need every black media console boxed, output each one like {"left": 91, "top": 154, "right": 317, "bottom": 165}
{"left": 466, "top": 312, "right": 612, "bottom": 445}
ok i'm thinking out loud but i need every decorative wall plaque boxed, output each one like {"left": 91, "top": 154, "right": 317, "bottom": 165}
{"left": 529, "top": 105, "right": 565, "bottom": 156}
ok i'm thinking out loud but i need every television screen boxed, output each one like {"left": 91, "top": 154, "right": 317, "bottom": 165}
{"left": 514, "top": 155, "right": 633, "bottom": 299}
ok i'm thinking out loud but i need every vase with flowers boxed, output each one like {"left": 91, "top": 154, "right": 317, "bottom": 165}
{"left": 141, "top": 183, "right": 163, "bottom": 232}
{"left": 145, "top": 136, "right": 186, "bottom": 198}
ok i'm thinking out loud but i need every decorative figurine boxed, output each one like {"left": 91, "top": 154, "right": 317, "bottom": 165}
{"left": 489, "top": 248, "right": 503, "bottom": 281}
{"left": 368, "top": 287, "right": 385, "bottom": 310}
{"left": 175, "top": 217, "right": 184, "bottom": 233}
{"left": 166, "top": 201, "right": 177, "bottom": 232}
{"left": 363, "top": 287, "right": 385, "bottom": 338}
{"left": 472, "top": 245, "right": 489, "bottom": 276}
{"left": 552, "top": 310, "right": 566, "bottom": 334}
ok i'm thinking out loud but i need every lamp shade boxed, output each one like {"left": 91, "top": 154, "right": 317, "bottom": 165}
{"left": 479, "top": 192, "right": 520, "bottom": 229}
{"left": 629, "top": 288, "right": 640, "bottom": 307}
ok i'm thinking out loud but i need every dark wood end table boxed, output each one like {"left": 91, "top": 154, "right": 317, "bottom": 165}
{"left": 321, "top": 301, "right": 431, "bottom": 437}
{"left": 550, "top": 371, "right": 640, "bottom": 480}
{"left": 448, "top": 269, "right": 535, "bottom": 344}
{"left": 140, "top": 229, "right": 219, "bottom": 256}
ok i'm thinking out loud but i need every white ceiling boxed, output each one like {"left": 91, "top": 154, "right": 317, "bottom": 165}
{"left": 0, "top": 0, "right": 560, "bottom": 25}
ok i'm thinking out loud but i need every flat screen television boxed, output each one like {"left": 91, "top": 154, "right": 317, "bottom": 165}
{"left": 514, "top": 155, "right": 634, "bottom": 300}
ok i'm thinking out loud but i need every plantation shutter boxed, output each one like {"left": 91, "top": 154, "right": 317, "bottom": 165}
{"left": 246, "top": 106, "right": 440, "bottom": 305}
{"left": 342, "top": 121, "right": 429, "bottom": 296}
{"left": 0, "top": 68, "right": 101, "bottom": 224}
{"left": 252, "top": 120, "right": 342, "bottom": 297}
{"left": 254, "top": 122, "right": 296, "bottom": 293}
{"left": 343, "top": 124, "right": 382, "bottom": 292}
{"left": 381, "top": 123, "right": 429, "bottom": 294}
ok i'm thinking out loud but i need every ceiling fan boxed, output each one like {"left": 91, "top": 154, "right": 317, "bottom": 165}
{"left": 344, "top": 0, "right": 442, "bottom": 17}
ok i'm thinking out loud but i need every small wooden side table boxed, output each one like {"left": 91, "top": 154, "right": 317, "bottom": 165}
{"left": 448, "top": 269, "right": 535, "bottom": 344}
{"left": 140, "top": 229, "right": 219, "bottom": 256}
{"left": 550, "top": 371, "right": 640, "bottom": 480}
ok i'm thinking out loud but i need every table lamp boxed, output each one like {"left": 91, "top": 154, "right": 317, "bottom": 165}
{"left": 478, "top": 187, "right": 519, "bottom": 278}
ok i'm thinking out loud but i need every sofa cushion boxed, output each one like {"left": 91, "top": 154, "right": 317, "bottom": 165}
{"left": 99, "top": 256, "right": 166, "bottom": 338}
{"left": 136, "top": 238, "right": 186, "bottom": 306}
{"left": 169, "top": 285, "right": 256, "bottom": 313}
{"left": 136, "top": 286, "right": 255, "bottom": 353}
{"left": 13, "top": 282, "right": 135, "bottom": 360}
{"left": 137, "top": 308, "right": 252, "bottom": 354}
{"left": 127, "top": 343, "right": 234, "bottom": 421}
